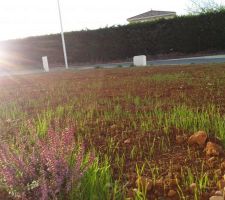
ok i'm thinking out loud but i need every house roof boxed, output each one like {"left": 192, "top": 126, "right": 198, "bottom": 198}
{"left": 127, "top": 10, "right": 176, "bottom": 21}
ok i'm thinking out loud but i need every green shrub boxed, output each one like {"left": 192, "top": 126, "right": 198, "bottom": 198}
{"left": 2, "top": 10, "right": 225, "bottom": 65}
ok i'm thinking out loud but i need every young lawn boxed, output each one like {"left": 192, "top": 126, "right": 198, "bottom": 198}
{"left": 0, "top": 64, "right": 225, "bottom": 200}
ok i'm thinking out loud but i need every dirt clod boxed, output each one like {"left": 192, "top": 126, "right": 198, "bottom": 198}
{"left": 168, "top": 189, "right": 176, "bottom": 197}
{"left": 207, "top": 157, "right": 217, "bottom": 168}
{"left": 165, "top": 178, "right": 177, "bottom": 187}
{"left": 155, "top": 179, "right": 164, "bottom": 188}
{"left": 215, "top": 169, "right": 222, "bottom": 176}
{"left": 136, "top": 177, "right": 153, "bottom": 192}
{"left": 176, "top": 135, "right": 186, "bottom": 144}
{"left": 0, "top": 189, "right": 11, "bottom": 200}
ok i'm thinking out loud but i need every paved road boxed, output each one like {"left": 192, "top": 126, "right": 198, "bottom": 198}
{"left": 0, "top": 54, "right": 225, "bottom": 77}
{"left": 0, "top": 68, "right": 43, "bottom": 77}
{"left": 148, "top": 54, "right": 225, "bottom": 66}
{"left": 72, "top": 54, "right": 225, "bottom": 69}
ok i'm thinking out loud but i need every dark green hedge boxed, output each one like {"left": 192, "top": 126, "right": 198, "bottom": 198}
{"left": 1, "top": 10, "right": 225, "bottom": 67}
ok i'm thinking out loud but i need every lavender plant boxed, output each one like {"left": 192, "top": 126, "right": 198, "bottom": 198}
{"left": 0, "top": 128, "right": 94, "bottom": 200}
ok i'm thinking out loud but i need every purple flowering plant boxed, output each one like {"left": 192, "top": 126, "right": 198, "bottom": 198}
{"left": 0, "top": 127, "right": 94, "bottom": 200}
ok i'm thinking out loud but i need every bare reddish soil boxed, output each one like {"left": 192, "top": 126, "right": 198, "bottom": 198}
{"left": 0, "top": 64, "right": 225, "bottom": 199}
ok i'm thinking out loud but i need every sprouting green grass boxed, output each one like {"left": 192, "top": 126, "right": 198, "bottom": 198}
{"left": 179, "top": 162, "right": 210, "bottom": 200}
{"left": 141, "top": 72, "right": 192, "bottom": 82}
{"left": 72, "top": 158, "right": 124, "bottom": 200}
{"left": 0, "top": 64, "right": 225, "bottom": 199}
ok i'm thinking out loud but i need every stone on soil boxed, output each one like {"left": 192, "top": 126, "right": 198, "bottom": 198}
{"left": 205, "top": 142, "right": 223, "bottom": 156}
{"left": 188, "top": 131, "right": 207, "bottom": 146}
{"left": 110, "top": 124, "right": 117, "bottom": 129}
{"left": 124, "top": 138, "right": 131, "bottom": 144}
{"left": 189, "top": 183, "right": 197, "bottom": 192}
{"left": 215, "top": 190, "right": 223, "bottom": 196}
{"left": 209, "top": 196, "right": 224, "bottom": 200}
{"left": 220, "top": 161, "right": 225, "bottom": 170}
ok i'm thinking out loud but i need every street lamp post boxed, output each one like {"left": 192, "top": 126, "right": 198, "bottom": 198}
{"left": 57, "top": 0, "right": 68, "bottom": 69}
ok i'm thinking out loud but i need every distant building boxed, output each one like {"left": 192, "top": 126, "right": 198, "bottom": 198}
{"left": 127, "top": 10, "right": 176, "bottom": 23}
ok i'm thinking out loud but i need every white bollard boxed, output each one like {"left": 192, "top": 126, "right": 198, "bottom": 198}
{"left": 42, "top": 56, "right": 49, "bottom": 72}
{"left": 133, "top": 55, "right": 147, "bottom": 66}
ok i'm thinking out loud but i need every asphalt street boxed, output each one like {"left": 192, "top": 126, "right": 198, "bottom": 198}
{"left": 73, "top": 54, "right": 225, "bottom": 69}
{"left": 0, "top": 54, "right": 225, "bottom": 77}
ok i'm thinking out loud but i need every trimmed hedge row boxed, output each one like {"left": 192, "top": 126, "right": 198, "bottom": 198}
{"left": 1, "top": 10, "right": 225, "bottom": 67}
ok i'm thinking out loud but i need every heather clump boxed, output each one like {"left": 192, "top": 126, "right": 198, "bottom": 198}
{"left": 0, "top": 128, "right": 94, "bottom": 200}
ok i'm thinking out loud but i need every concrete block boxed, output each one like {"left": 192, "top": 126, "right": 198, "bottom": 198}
{"left": 133, "top": 55, "right": 147, "bottom": 66}
{"left": 42, "top": 56, "right": 49, "bottom": 72}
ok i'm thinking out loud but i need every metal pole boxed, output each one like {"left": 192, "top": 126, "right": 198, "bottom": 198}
{"left": 57, "top": 0, "right": 68, "bottom": 69}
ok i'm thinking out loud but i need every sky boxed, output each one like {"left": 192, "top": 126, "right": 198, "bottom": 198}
{"left": 0, "top": 0, "right": 224, "bottom": 41}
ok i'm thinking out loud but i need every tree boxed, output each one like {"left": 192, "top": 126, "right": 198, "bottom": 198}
{"left": 187, "top": 0, "right": 225, "bottom": 14}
